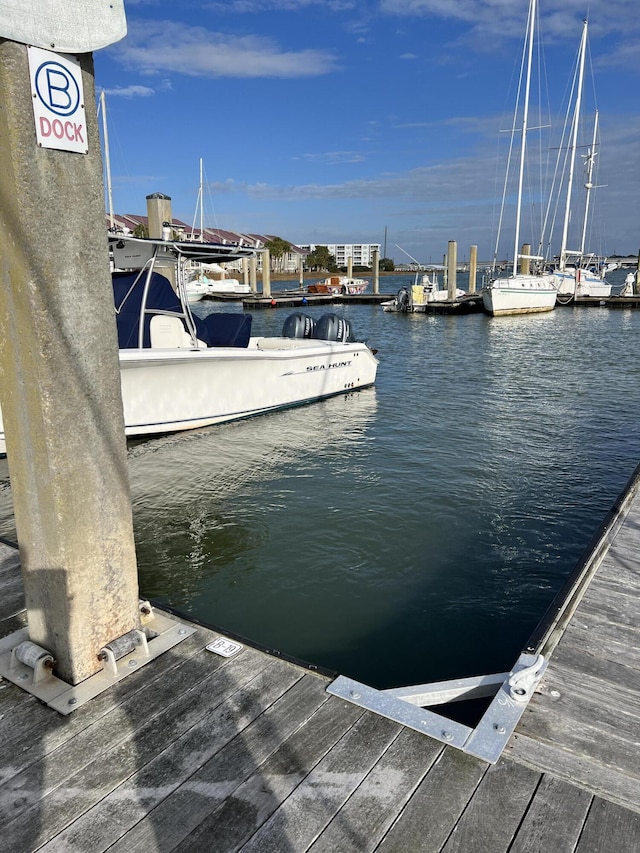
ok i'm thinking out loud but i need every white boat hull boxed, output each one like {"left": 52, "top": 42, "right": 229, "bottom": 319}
{"left": 553, "top": 270, "right": 611, "bottom": 298}
{"left": 0, "top": 338, "right": 378, "bottom": 454}
{"left": 482, "top": 275, "right": 557, "bottom": 316}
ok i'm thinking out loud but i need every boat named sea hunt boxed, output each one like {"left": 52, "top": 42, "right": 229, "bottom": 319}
{"left": 0, "top": 236, "right": 378, "bottom": 454}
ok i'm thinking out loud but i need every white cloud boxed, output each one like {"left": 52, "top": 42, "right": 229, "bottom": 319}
{"left": 111, "top": 21, "right": 340, "bottom": 78}
{"left": 378, "top": 0, "right": 640, "bottom": 54}
{"left": 103, "top": 85, "right": 155, "bottom": 98}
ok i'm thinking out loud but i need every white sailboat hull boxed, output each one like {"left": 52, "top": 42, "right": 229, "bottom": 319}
{"left": 552, "top": 269, "right": 611, "bottom": 298}
{"left": 482, "top": 275, "right": 557, "bottom": 316}
{"left": 0, "top": 338, "right": 378, "bottom": 455}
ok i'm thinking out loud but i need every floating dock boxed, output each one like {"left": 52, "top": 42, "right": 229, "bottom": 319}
{"left": 1, "top": 460, "right": 640, "bottom": 849}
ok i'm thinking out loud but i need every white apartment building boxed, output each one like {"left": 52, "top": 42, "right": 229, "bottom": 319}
{"left": 299, "top": 243, "right": 381, "bottom": 268}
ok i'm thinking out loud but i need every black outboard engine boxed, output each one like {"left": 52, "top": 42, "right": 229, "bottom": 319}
{"left": 313, "top": 313, "right": 354, "bottom": 342}
{"left": 396, "top": 287, "right": 410, "bottom": 313}
{"left": 282, "top": 312, "right": 315, "bottom": 338}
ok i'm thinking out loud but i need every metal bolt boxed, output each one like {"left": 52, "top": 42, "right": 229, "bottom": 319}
{"left": 493, "top": 723, "right": 506, "bottom": 734}
{"left": 68, "top": 697, "right": 78, "bottom": 706}
{"left": 350, "top": 690, "right": 361, "bottom": 700}
{"left": 128, "top": 659, "right": 138, "bottom": 668}
{"left": 550, "top": 689, "right": 561, "bottom": 698}
{"left": 17, "top": 673, "right": 29, "bottom": 682}
{"left": 178, "top": 628, "right": 187, "bottom": 635}
{"left": 441, "top": 731, "right": 454, "bottom": 742}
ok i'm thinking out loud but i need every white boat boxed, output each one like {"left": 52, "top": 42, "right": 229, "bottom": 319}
{"left": 187, "top": 262, "right": 251, "bottom": 297}
{"left": 382, "top": 271, "right": 465, "bottom": 312}
{"left": 551, "top": 21, "right": 612, "bottom": 300}
{"left": 307, "top": 275, "right": 368, "bottom": 295}
{"left": 184, "top": 276, "right": 208, "bottom": 303}
{"left": 482, "top": 0, "right": 557, "bottom": 317}
{"left": 0, "top": 236, "right": 378, "bottom": 455}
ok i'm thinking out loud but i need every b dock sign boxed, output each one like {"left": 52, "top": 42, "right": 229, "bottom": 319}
{"left": 28, "top": 46, "right": 88, "bottom": 154}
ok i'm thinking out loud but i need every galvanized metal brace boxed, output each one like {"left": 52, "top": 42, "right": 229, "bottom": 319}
{"left": 326, "top": 652, "right": 547, "bottom": 764}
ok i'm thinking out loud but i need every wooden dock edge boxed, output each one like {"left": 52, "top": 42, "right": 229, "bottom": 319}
{"left": 525, "top": 461, "right": 640, "bottom": 659}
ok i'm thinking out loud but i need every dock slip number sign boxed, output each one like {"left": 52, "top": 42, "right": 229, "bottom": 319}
{"left": 28, "top": 46, "right": 88, "bottom": 154}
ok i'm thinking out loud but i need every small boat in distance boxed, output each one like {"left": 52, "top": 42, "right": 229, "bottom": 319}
{"left": 382, "top": 269, "right": 465, "bottom": 312}
{"left": 482, "top": 0, "right": 557, "bottom": 317}
{"left": 308, "top": 275, "right": 368, "bottom": 296}
{"left": 185, "top": 262, "right": 251, "bottom": 298}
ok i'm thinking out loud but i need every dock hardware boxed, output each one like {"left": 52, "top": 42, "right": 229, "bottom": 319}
{"left": 327, "top": 652, "right": 547, "bottom": 764}
{"left": 0, "top": 600, "right": 196, "bottom": 714}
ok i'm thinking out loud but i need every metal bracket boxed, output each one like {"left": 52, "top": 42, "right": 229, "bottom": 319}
{"left": 0, "top": 606, "right": 196, "bottom": 714}
{"left": 327, "top": 652, "right": 547, "bottom": 764}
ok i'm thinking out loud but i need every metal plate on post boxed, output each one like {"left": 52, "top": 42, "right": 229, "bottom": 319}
{"left": 0, "top": 1, "right": 127, "bottom": 53}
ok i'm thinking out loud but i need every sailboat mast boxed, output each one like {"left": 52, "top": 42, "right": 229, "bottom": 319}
{"left": 559, "top": 19, "right": 588, "bottom": 270}
{"left": 199, "top": 157, "right": 204, "bottom": 241}
{"left": 513, "top": 0, "right": 536, "bottom": 276}
{"left": 100, "top": 90, "right": 115, "bottom": 230}
{"left": 580, "top": 108, "right": 598, "bottom": 256}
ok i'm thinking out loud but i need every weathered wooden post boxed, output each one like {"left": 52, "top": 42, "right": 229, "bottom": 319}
{"left": 250, "top": 255, "right": 258, "bottom": 293}
{"left": 447, "top": 240, "right": 457, "bottom": 300}
{"left": 242, "top": 256, "right": 249, "bottom": 289}
{"left": 262, "top": 248, "right": 271, "bottom": 298}
{"left": 347, "top": 255, "right": 353, "bottom": 280}
{"left": 469, "top": 245, "right": 477, "bottom": 293}
{"left": 372, "top": 248, "right": 380, "bottom": 294}
{"left": 0, "top": 6, "right": 140, "bottom": 686}
{"left": 520, "top": 244, "right": 531, "bottom": 275}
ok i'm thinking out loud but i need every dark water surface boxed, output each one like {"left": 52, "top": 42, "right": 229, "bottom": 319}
{"left": 1, "top": 270, "right": 639, "bottom": 690}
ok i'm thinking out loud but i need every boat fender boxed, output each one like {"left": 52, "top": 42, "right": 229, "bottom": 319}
{"left": 312, "top": 313, "right": 354, "bottom": 343}
{"left": 282, "top": 312, "right": 315, "bottom": 338}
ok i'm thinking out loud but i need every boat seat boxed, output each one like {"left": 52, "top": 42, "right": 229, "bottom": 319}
{"left": 149, "top": 316, "right": 206, "bottom": 349}
{"left": 202, "top": 313, "right": 252, "bottom": 348}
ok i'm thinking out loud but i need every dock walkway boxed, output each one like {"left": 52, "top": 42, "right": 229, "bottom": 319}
{"left": 1, "top": 462, "right": 640, "bottom": 851}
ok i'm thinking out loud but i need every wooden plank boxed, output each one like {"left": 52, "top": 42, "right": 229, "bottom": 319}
{"left": 169, "top": 695, "right": 364, "bottom": 853}
{"left": 307, "top": 727, "right": 443, "bottom": 853}
{"left": 534, "top": 661, "right": 640, "bottom": 731}
{"left": 236, "top": 710, "right": 402, "bottom": 853}
{"left": 576, "top": 798, "right": 640, "bottom": 852}
{"left": 577, "top": 586, "right": 640, "bottom": 630}
{"left": 516, "top": 685, "right": 640, "bottom": 782}
{"left": 508, "top": 775, "right": 591, "bottom": 853}
{"left": 376, "top": 747, "right": 487, "bottom": 853}
{"left": 515, "top": 704, "right": 640, "bottom": 788}
{"left": 56, "top": 673, "right": 330, "bottom": 852}
{"left": 507, "top": 732, "right": 640, "bottom": 813}
{"left": 440, "top": 758, "right": 540, "bottom": 853}
{"left": 1, "top": 646, "right": 279, "bottom": 850}
{"left": 0, "top": 627, "right": 224, "bottom": 773}
{"left": 555, "top": 620, "right": 640, "bottom": 674}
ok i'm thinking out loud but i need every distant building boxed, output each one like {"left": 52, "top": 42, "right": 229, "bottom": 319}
{"left": 298, "top": 243, "right": 381, "bottom": 269}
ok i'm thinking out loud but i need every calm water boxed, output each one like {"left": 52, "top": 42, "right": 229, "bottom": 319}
{"left": 1, "top": 269, "right": 639, "bottom": 689}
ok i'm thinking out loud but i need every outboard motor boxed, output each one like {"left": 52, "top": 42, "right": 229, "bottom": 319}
{"left": 282, "top": 312, "right": 315, "bottom": 338}
{"left": 396, "top": 287, "right": 410, "bottom": 313}
{"left": 313, "top": 313, "right": 354, "bottom": 343}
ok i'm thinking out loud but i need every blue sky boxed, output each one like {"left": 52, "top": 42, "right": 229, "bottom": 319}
{"left": 95, "top": 0, "right": 640, "bottom": 264}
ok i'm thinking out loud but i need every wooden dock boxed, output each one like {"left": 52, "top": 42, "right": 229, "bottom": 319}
{"left": 1, "top": 461, "right": 640, "bottom": 851}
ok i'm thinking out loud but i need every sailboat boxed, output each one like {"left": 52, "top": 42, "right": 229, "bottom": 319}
{"left": 185, "top": 159, "right": 251, "bottom": 299}
{"left": 552, "top": 20, "right": 613, "bottom": 300}
{"left": 482, "top": 0, "right": 557, "bottom": 317}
